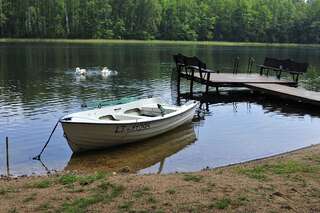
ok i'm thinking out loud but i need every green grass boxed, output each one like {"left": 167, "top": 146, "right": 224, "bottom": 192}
{"left": 35, "top": 202, "right": 52, "bottom": 211}
{"left": 96, "top": 181, "right": 111, "bottom": 191}
{"left": 118, "top": 201, "right": 134, "bottom": 211}
{"left": 32, "top": 180, "right": 51, "bottom": 189}
{"left": 213, "top": 197, "right": 231, "bottom": 209}
{"left": 165, "top": 188, "right": 176, "bottom": 195}
{"left": 234, "top": 195, "right": 249, "bottom": 207}
{"left": 305, "top": 154, "right": 320, "bottom": 163}
{"left": 201, "top": 182, "right": 216, "bottom": 192}
{"left": 0, "top": 38, "right": 319, "bottom": 48}
{"left": 78, "top": 172, "right": 107, "bottom": 186}
{"left": 269, "top": 161, "right": 316, "bottom": 174}
{"left": 237, "top": 160, "right": 318, "bottom": 180}
{"left": 59, "top": 174, "right": 78, "bottom": 185}
{"left": 95, "top": 181, "right": 125, "bottom": 200}
{"left": 23, "top": 193, "right": 37, "bottom": 203}
{"left": 300, "top": 67, "right": 320, "bottom": 91}
{"left": 59, "top": 172, "right": 107, "bottom": 186}
{"left": 310, "top": 187, "right": 320, "bottom": 198}
{"left": 62, "top": 195, "right": 103, "bottom": 213}
{"left": 0, "top": 188, "right": 7, "bottom": 196}
{"left": 147, "top": 196, "right": 157, "bottom": 204}
{"left": 0, "top": 187, "right": 19, "bottom": 196}
{"left": 67, "top": 188, "right": 85, "bottom": 193}
{"left": 132, "top": 186, "right": 151, "bottom": 198}
{"left": 61, "top": 181, "right": 124, "bottom": 213}
{"left": 183, "top": 174, "right": 203, "bottom": 182}
{"left": 237, "top": 166, "right": 268, "bottom": 180}
{"left": 7, "top": 208, "right": 18, "bottom": 213}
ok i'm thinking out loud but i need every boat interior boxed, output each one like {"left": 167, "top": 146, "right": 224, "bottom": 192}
{"left": 98, "top": 106, "right": 177, "bottom": 121}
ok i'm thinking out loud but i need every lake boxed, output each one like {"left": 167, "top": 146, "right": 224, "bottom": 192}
{"left": 1, "top": 41, "right": 320, "bottom": 176}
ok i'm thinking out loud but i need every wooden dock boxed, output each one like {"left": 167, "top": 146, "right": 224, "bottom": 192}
{"left": 178, "top": 71, "right": 320, "bottom": 107}
{"left": 174, "top": 53, "right": 319, "bottom": 107}
{"left": 246, "top": 83, "right": 320, "bottom": 106}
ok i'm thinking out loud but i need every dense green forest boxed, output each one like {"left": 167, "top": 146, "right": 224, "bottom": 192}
{"left": 0, "top": 0, "right": 319, "bottom": 43}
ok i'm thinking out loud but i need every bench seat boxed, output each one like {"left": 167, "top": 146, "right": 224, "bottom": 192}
{"left": 257, "top": 57, "right": 308, "bottom": 82}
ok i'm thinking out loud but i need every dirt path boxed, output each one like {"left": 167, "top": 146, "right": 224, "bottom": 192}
{"left": 1, "top": 145, "right": 320, "bottom": 213}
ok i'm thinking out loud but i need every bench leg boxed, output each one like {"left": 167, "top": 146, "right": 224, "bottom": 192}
{"left": 190, "top": 69, "right": 194, "bottom": 94}
{"left": 276, "top": 71, "right": 282, "bottom": 79}
{"left": 260, "top": 67, "right": 263, "bottom": 75}
{"left": 293, "top": 74, "right": 300, "bottom": 83}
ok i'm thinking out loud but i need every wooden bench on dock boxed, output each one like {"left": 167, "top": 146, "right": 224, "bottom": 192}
{"left": 173, "top": 54, "right": 298, "bottom": 94}
{"left": 173, "top": 54, "right": 217, "bottom": 93}
{"left": 257, "top": 57, "right": 308, "bottom": 82}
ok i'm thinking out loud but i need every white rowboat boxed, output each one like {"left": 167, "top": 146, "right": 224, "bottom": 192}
{"left": 60, "top": 97, "right": 199, "bottom": 152}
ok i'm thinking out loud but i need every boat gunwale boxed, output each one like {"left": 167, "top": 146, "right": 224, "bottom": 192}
{"left": 60, "top": 101, "right": 199, "bottom": 126}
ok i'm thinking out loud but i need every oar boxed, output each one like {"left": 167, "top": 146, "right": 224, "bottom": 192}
{"left": 33, "top": 120, "right": 60, "bottom": 160}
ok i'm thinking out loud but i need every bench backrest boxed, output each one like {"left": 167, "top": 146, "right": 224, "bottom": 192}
{"left": 297, "top": 63, "right": 308, "bottom": 73}
{"left": 173, "top": 54, "right": 185, "bottom": 66}
{"left": 183, "top": 56, "right": 207, "bottom": 70}
{"left": 283, "top": 59, "right": 308, "bottom": 73}
{"left": 263, "top": 57, "right": 282, "bottom": 68}
{"left": 173, "top": 53, "right": 185, "bottom": 72}
{"left": 263, "top": 57, "right": 308, "bottom": 73}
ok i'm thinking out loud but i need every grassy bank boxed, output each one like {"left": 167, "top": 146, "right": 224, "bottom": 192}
{"left": 1, "top": 144, "right": 320, "bottom": 212}
{"left": 0, "top": 38, "right": 319, "bottom": 48}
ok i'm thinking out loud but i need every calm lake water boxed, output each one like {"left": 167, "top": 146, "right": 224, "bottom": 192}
{"left": 1, "top": 42, "right": 320, "bottom": 176}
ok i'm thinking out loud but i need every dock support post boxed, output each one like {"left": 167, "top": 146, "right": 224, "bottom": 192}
{"left": 190, "top": 69, "right": 194, "bottom": 94}
{"left": 5, "top": 136, "right": 10, "bottom": 176}
{"left": 205, "top": 73, "right": 210, "bottom": 94}
{"left": 176, "top": 68, "right": 181, "bottom": 106}
{"left": 177, "top": 68, "right": 181, "bottom": 95}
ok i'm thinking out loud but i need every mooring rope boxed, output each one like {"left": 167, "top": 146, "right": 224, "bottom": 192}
{"left": 33, "top": 119, "right": 60, "bottom": 160}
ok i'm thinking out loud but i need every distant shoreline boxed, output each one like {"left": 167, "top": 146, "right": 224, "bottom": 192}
{"left": 0, "top": 38, "right": 319, "bottom": 48}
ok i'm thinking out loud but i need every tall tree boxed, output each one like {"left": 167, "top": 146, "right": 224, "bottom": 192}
{"left": 0, "top": 0, "right": 318, "bottom": 43}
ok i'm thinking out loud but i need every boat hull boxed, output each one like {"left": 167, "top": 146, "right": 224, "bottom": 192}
{"left": 61, "top": 103, "right": 197, "bottom": 152}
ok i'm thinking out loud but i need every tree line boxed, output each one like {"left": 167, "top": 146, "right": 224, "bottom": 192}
{"left": 0, "top": 0, "right": 319, "bottom": 43}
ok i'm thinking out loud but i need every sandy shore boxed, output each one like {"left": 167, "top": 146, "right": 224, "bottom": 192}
{"left": 1, "top": 144, "right": 320, "bottom": 212}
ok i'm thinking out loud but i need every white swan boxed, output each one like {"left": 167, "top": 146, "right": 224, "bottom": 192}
{"left": 101, "top": 67, "right": 118, "bottom": 76}
{"left": 75, "top": 75, "right": 86, "bottom": 82}
{"left": 75, "top": 67, "right": 87, "bottom": 75}
{"left": 101, "top": 67, "right": 110, "bottom": 75}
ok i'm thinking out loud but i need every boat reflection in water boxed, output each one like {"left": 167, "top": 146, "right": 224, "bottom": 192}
{"left": 65, "top": 123, "right": 197, "bottom": 174}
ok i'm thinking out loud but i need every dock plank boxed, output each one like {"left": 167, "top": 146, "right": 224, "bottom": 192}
{"left": 246, "top": 83, "right": 320, "bottom": 106}
{"left": 192, "top": 73, "right": 295, "bottom": 85}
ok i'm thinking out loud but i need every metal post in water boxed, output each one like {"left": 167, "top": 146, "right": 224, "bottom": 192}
{"left": 157, "top": 159, "right": 165, "bottom": 174}
{"left": 5, "top": 136, "right": 9, "bottom": 176}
